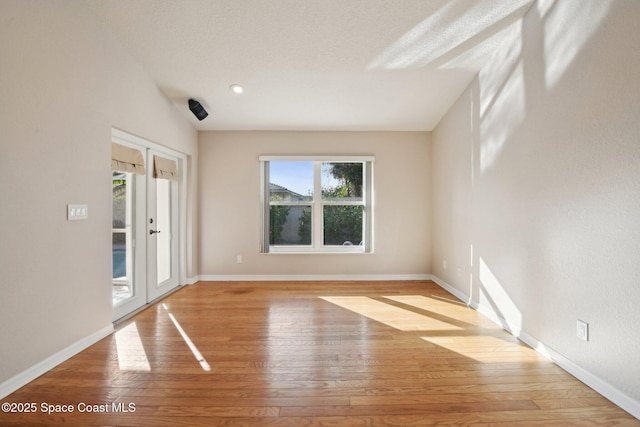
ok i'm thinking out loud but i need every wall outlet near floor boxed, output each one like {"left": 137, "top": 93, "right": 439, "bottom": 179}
{"left": 577, "top": 320, "right": 589, "bottom": 341}
{"left": 443, "top": 260, "right": 447, "bottom": 269}
{"left": 236, "top": 255, "right": 243, "bottom": 264}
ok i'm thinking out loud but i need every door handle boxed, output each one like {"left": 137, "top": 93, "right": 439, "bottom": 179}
{"left": 149, "top": 229, "right": 161, "bottom": 235}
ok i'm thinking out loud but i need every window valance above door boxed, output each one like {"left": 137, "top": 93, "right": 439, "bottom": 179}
{"left": 111, "top": 143, "right": 146, "bottom": 174}
{"left": 153, "top": 155, "right": 178, "bottom": 180}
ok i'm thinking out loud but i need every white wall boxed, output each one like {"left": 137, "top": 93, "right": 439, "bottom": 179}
{"left": 0, "top": 0, "right": 197, "bottom": 391}
{"left": 199, "top": 131, "right": 431, "bottom": 278}
{"left": 431, "top": 0, "right": 640, "bottom": 410}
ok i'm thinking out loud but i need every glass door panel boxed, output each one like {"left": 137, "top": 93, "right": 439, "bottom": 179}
{"left": 156, "top": 178, "right": 172, "bottom": 285}
{"left": 112, "top": 167, "right": 146, "bottom": 321}
{"left": 112, "top": 171, "right": 132, "bottom": 304}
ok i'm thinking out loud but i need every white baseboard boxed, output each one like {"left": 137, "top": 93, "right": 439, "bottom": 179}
{"left": 198, "top": 274, "right": 432, "bottom": 282}
{"left": 185, "top": 275, "right": 200, "bottom": 285}
{"left": 516, "top": 329, "right": 640, "bottom": 420}
{"left": 429, "top": 275, "right": 472, "bottom": 306}
{"left": 430, "top": 274, "right": 640, "bottom": 420}
{"left": 0, "top": 324, "right": 114, "bottom": 400}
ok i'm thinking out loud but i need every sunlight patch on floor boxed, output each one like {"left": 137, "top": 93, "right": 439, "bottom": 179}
{"left": 320, "top": 296, "right": 462, "bottom": 332}
{"left": 114, "top": 322, "right": 151, "bottom": 371}
{"left": 422, "top": 335, "right": 537, "bottom": 363}
{"left": 167, "top": 312, "right": 211, "bottom": 372}
{"left": 382, "top": 294, "right": 498, "bottom": 329}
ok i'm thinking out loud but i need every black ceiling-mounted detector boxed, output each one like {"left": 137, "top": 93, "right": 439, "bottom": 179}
{"left": 188, "top": 99, "right": 208, "bottom": 120}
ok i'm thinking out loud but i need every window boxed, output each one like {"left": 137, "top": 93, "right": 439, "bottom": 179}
{"left": 260, "top": 156, "right": 374, "bottom": 253}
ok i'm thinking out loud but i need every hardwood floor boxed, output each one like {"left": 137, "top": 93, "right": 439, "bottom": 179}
{"left": 1, "top": 281, "right": 638, "bottom": 426}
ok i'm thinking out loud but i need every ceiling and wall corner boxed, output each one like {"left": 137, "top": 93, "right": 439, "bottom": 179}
{"left": 84, "top": 0, "right": 535, "bottom": 131}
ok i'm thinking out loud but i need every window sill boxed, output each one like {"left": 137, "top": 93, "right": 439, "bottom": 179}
{"left": 262, "top": 248, "right": 372, "bottom": 255}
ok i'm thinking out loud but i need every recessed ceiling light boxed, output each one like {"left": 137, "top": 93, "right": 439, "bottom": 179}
{"left": 230, "top": 84, "right": 244, "bottom": 94}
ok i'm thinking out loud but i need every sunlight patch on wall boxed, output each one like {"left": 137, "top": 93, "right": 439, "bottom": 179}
{"left": 540, "top": 0, "right": 611, "bottom": 89}
{"left": 478, "top": 28, "right": 526, "bottom": 174}
{"left": 475, "top": 0, "right": 611, "bottom": 174}
{"left": 320, "top": 296, "right": 462, "bottom": 332}
{"left": 114, "top": 322, "right": 151, "bottom": 371}
{"left": 479, "top": 257, "right": 523, "bottom": 336}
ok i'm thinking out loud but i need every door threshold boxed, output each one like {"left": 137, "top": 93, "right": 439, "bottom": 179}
{"left": 113, "top": 285, "right": 184, "bottom": 326}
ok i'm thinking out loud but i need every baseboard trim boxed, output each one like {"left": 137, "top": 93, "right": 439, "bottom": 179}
{"left": 430, "top": 274, "right": 640, "bottom": 420}
{"left": 0, "top": 324, "right": 114, "bottom": 400}
{"left": 429, "top": 275, "right": 472, "bottom": 306}
{"left": 516, "top": 330, "right": 640, "bottom": 419}
{"left": 198, "top": 274, "right": 432, "bottom": 282}
{"left": 185, "top": 276, "right": 200, "bottom": 285}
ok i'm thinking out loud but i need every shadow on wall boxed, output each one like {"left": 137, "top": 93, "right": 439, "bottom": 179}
{"left": 368, "top": 0, "right": 616, "bottom": 333}
{"left": 423, "top": 0, "right": 640, "bottom": 413}
{"left": 477, "top": 0, "right": 611, "bottom": 174}
{"left": 466, "top": 0, "right": 614, "bottom": 332}
{"left": 388, "top": 0, "right": 615, "bottom": 339}
{"left": 369, "top": 0, "right": 626, "bottom": 364}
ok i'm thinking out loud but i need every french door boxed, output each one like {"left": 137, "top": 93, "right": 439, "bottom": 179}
{"left": 112, "top": 141, "right": 181, "bottom": 321}
{"left": 146, "top": 149, "right": 180, "bottom": 302}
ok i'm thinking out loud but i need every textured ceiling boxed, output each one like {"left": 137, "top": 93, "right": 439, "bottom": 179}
{"left": 85, "top": 0, "right": 534, "bottom": 131}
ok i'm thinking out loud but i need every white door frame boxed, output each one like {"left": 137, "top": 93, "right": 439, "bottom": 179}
{"left": 111, "top": 128, "right": 188, "bottom": 320}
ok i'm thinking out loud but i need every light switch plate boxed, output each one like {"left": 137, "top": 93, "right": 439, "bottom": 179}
{"left": 577, "top": 319, "right": 589, "bottom": 341}
{"left": 68, "top": 204, "right": 88, "bottom": 220}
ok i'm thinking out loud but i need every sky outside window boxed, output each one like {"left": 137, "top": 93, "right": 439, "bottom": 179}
{"left": 269, "top": 161, "right": 341, "bottom": 196}
{"left": 269, "top": 161, "right": 313, "bottom": 197}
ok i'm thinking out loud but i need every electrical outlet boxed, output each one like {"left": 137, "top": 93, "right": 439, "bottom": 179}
{"left": 577, "top": 320, "right": 589, "bottom": 341}
{"left": 443, "top": 260, "right": 447, "bottom": 269}
{"left": 236, "top": 255, "right": 243, "bottom": 264}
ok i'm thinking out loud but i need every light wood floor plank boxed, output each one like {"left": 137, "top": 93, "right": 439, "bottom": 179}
{"left": 1, "top": 281, "right": 637, "bottom": 426}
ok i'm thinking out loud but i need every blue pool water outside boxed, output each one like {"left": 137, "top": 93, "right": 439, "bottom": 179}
{"left": 113, "top": 249, "right": 126, "bottom": 278}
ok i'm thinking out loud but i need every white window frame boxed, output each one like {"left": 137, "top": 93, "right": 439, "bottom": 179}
{"left": 260, "top": 155, "right": 374, "bottom": 254}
